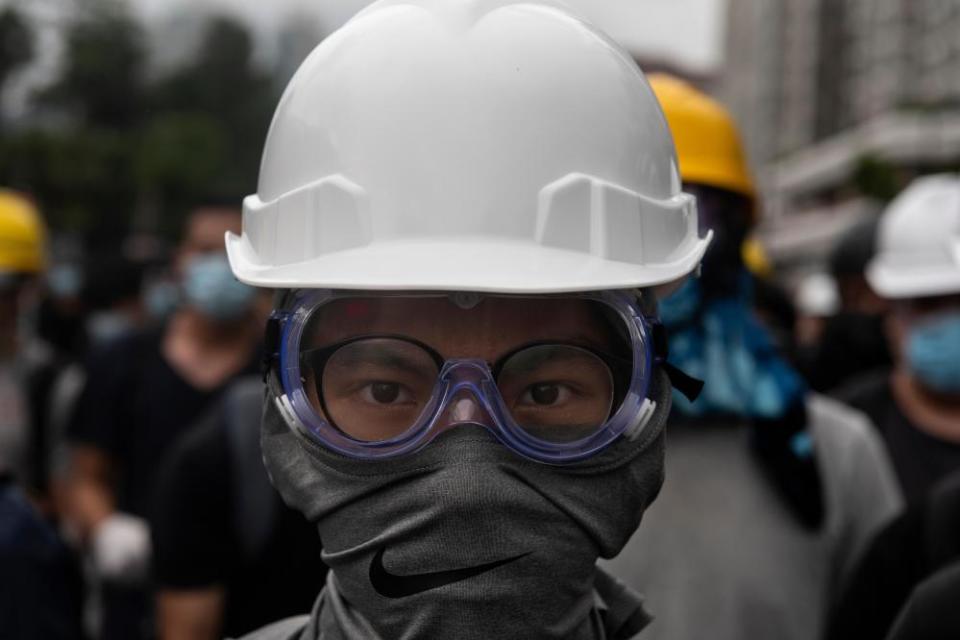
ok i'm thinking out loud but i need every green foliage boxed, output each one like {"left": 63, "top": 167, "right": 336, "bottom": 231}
{"left": 137, "top": 113, "right": 227, "bottom": 194}
{"left": 36, "top": 0, "right": 146, "bottom": 128}
{"left": 0, "top": 1, "right": 283, "bottom": 242}
{"left": 0, "top": 7, "right": 34, "bottom": 96}
{"left": 851, "top": 154, "right": 902, "bottom": 203}
{"left": 0, "top": 128, "right": 137, "bottom": 233}
{"left": 150, "top": 15, "right": 275, "bottom": 200}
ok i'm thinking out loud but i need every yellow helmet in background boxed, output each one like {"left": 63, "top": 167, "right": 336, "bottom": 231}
{"left": 741, "top": 234, "right": 773, "bottom": 278}
{"left": 648, "top": 73, "right": 755, "bottom": 202}
{"left": 0, "top": 190, "right": 47, "bottom": 275}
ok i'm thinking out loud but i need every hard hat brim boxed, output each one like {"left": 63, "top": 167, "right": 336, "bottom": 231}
{"left": 226, "top": 232, "right": 711, "bottom": 294}
{"left": 867, "top": 259, "right": 960, "bottom": 299}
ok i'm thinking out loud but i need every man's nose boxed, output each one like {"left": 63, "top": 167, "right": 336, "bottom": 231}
{"left": 441, "top": 386, "right": 493, "bottom": 426}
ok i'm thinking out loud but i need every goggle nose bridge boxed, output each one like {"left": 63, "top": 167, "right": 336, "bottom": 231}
{"left": 437, "top": 358, "right": 496, "bottom": 381}
{"left": 434, "top": 359, "right": 503, "bottom": 427}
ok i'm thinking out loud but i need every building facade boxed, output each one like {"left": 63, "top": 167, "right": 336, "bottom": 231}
{"left": 722, "top": 0, "right": 960, "bottom": 271}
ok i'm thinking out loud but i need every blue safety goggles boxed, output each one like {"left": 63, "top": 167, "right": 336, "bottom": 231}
{"left": 265, "top": 289, "right": 700, "bottom": 465}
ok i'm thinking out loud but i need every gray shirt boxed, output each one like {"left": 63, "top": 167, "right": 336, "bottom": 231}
{"left": 601, "top": 394, "right": 903, "bottom": 640}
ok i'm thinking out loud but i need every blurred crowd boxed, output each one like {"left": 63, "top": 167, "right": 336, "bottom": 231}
{"left": 0, "top": 195, "right": 326, "bottom": 639}
{"left": 1, "top": 78, "right": 958, "bottom": 640}
{"left": 0, "top": 3, "right": 959, "bottom": 640}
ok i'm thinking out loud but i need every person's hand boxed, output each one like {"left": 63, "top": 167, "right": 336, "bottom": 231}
{"left": 67, "top": 479, "right": 114, "bottom": 537}
{"left": 91, "top": 513, "right": 152, "bottom": 585}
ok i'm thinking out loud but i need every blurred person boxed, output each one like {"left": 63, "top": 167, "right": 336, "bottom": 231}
{"left": 744, "top": 235, "right": 801, "bottom": 360}
{"left": 141, "top": 271, "right": 181, "bottom": 325}
{"left": 64, "top": 204, "right": 264, "bottom": 640}
{"left": 37, "top": 262, "right": 87, "bottom": 359}
{"left": 798, "top": 218, "right": 892, "bottom": 392}
{"left": 1, "top": 473, "right": 83, "bottom": 639}
{"left": 826, "top": 471, "right": 960, "bottom": 640}
{"left": 222, "top": 2, "right": 713, "bottom": 638}
{"left": 601, "top": 75, "right": 902, "bottom": 640}
{"left": 885, "top": 561, "right": 960, "bottom": 640}
{"left": 152, "top": 377, "right": 327, "bottom": 640}
{"left": 0, "top": 189, "right": 48, "bottom": 493}
{"left": 80, "top": 253, "right": 147, "bottom": 347}
{"left": 43, "top": 253, "right": 152, "bottom": 519}
{"left": 794, "top": 272, "right": 840, "bottom": 351}
{"left": 837, "top": 175, "right": 960, "bottom": 504}
{"left": 0, "top": 189, "right": 83, "bottom": 639}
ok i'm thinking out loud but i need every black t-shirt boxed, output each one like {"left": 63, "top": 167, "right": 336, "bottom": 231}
{"left": 152, "top": 408, "right": 326, "bottom": 638}
{"left": 0, "top": 476, "right": 83, "bottom": 640}
{"left": 67, "top": 328, "right": 261, "bottom": 517}
{"left": 838, "top": 370, "right": 960, "bottom": 505}
{"left": 887, "top": 561, "right": 960, "bottom": 640}
{"left": 826, "top": 472, "right": 960, "bottom": 640}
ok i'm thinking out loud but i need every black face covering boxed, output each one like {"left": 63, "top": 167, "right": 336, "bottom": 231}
{"left": 804, "top": 311, "right": 892, "bottom": 393}
{"left": 686, "top": 184, "right": 751, "bottom": 300}
{"left": 260, "top": 370, "right": 671, "bottom": 639}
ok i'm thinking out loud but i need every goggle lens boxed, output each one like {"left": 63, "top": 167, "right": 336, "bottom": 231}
{"left": 311, "top": 338, "right": 439, "bottom": 442}
{"left": 302, "top": 339, "right": 619, "bottom": 444}
{"left": 496, "top": 345, "right": 614, "bottom": 443}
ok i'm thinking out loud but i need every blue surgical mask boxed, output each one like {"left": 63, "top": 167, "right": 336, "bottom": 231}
{"left": 182, "top": 254, "right": 256, "bottom": 322}
{"left": 48, "top": 264, "right": 82, "bottom": 299}
{"left": 143, "top": 279, "right": 180, "bottom": 321}
{"left": 87, "top": 312, "right": 134, "bottom": 346}
{"left": 906, "top": 311, "right": 960, "bottom": 393}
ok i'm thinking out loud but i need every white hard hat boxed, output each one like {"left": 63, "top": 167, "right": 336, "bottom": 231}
{"left": 867, "top": 174, "right": 960, "bottom": 299}
{"left": 226, "top": 0, "right": 711, "bottom": 294}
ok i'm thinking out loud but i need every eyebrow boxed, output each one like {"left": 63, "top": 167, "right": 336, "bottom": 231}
{"left": 324, "top": 346, "right": 436, "bottom": 380}
{"left": 498, "top": 344, "right": 601, "bottom": 375}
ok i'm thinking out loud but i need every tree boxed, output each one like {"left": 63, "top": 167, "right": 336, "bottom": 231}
{"left": 36, "top": 0, "right": 146, "bottom": 128}
{"left": 0, "top": 7, "right": 34, "bottom": 100}
{"left": 150, "top": 15, "right": 276, "bottom": 202}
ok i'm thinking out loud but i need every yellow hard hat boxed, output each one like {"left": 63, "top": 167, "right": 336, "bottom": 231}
{"left": 0, "top": 190, "right": 47, "bottom": 274}
{"left": 649, "top": 73, "right": 755, "bottom": 201}
{"left": 742, "top": 234, "right": 773, "bottom": 278}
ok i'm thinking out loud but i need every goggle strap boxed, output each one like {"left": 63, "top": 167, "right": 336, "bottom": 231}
{"left": 262, "top": 315, "right": 283, "bottom": 382}
{"left": 650, "top": 321, "right": 704, "bottom": 403}
{"left": 623, "top": 398, "right": 657, "bottom": 441}
{"left": 661, "top": 362, "right": 704, "bottom": 403}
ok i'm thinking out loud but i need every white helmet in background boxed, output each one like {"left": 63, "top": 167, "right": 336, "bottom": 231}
{"left": 796, "top": 272, "right": 840, "bottom": 317}
{"left": 867, "top": 174, "right": 960, "bottom": 299}
{"left": 227, "top": 0, "right": 710, "bottom": 293}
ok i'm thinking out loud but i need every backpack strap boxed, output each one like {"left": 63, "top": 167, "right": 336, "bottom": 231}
{"left": 223, "top": 376, "right": 279, "bottom": 562}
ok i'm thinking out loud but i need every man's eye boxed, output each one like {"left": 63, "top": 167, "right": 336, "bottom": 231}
{"left": 360, "top": 382, "right": 413, "bottom": 405}
{"left": 521, "top": 383, "right": 570, "bottom": 406}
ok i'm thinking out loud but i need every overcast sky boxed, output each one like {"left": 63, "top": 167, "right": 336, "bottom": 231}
{"left": 0, "top": 0, "right": 725, "bottom": 118}
{"left": 132, "top": 0, "right": 726, "bottom": 73}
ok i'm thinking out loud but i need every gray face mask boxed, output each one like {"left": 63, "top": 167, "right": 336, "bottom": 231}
{"left": 261, "top": 369, "right": 670, "bottom": 640}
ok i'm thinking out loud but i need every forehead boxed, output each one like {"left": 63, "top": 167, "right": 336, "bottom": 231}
{"left": 305, "top": 296, "right": 618, "bottom": 355}
{"left": 183, "top": 208, "right": 242, "bottom": 250}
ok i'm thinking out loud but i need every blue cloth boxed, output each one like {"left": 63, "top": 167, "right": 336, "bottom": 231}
{"left": 659, "top": 275, "right": 807, "bottom": 420}
{"left": 0, "top": 481, "right": 81, "bottom": 639}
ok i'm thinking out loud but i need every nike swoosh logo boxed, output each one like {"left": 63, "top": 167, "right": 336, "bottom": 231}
{"left": 369, "top": 547, "right": 531, "bottom": 598}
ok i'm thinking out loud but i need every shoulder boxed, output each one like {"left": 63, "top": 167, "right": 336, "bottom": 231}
{"left": 887, "top": 561, "right": 960, "bottom": 640}
{"left": 83, "top": 327, "right": 164, "bottom": 375}
{"left": 806, "top": 392, "right": 902, "bottom": 508}
{"left": 162, "top": 409, "right": 229, "bottom": 478}
{"left": 231, "top": 615, "right": 311, "bottom": 640}
{"left": 806, "top": 393, "right": 878, "bottom": 449}
{"left": 833, "top": 369, "right": 891, "bottom": 414}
